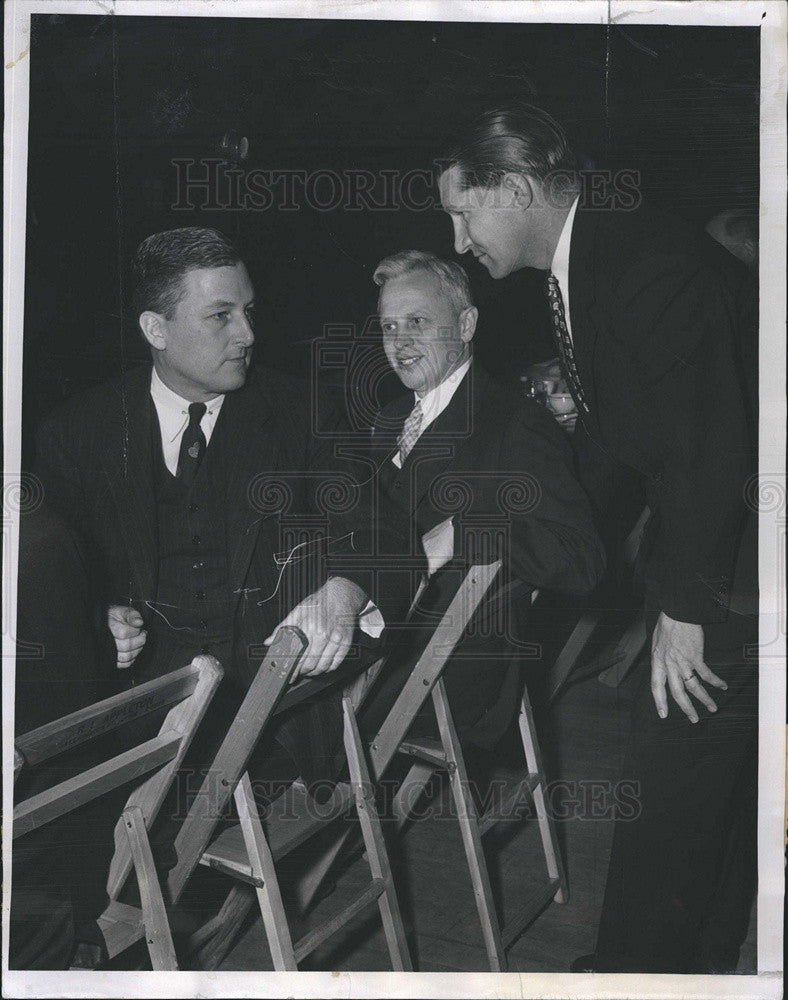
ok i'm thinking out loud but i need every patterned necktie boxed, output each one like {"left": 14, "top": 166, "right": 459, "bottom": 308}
{"left": 546, "top": 271, "right": 589, "bottom": 414}
{"left": 176, "top": 402, "right": 207, "bottom": 485}
{"left": 397, "top": 399, "right": 423, "bottom": 464}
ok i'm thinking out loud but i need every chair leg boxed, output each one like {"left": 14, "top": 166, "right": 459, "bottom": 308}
{"left": 235, "top": 772, "right": 298, "bottom": 970}
{"left": 517, "top": 689, "right": 568, "bottom": 903}
{"left": 122, "top": 806, "right": 178, "bottom": 971}
{"left": 597, "top": 614, "right": 648, "bottom": 688}
{"left": 342, "top": 697, "right": 413, "bottom": 972}
{"left": 392, "top": 761, "right": 436, "bottom": 831}
{"left": 188, "top": 884, "right": 255, "bottom": 971}
{"left": 545, "top": 611, "right": 601, "bottom": 703}
{"left": 431, "top": 680, "right": 507, "bottom": 973}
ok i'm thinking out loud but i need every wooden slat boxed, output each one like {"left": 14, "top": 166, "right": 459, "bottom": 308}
{"left": 368, "top": 561, "right": 501, "bottom": 781}
{"left": 15, "top": 663, "right": 201, "bottom": 767}
{"left": 122, "top": 806, "right": 179, "bottom": 970}
{"left": 200, "top": 781, "right": 356, "bottom": 876}
{"left": 342, "top": 697, "right": 412, "bottom": 971}
{"left": 293, "top": 879, "right": 386, "bottom": 962}
{"left": 235, "top": 772, "right": 297, "bottom": 970}
{"left": 13, "top": 733, "right": 181, "bottom": 839}
{"left": 392, "top": 761, "right": 436, "bottom": 831}
{"left": 477, "top": 773, "right": 540, "bottom": 836}
{"left": 398, "top": 738, "right": 448, "bottom": 768}
{"left": 96, "top": 901, "right": 145, "bottom": 960}
{"left": 500, "top": 877, "right": 561, "bottom": 949}
{"left": 167, "top": 627, "right": 307, "bottom": 903}
{"left": 518, "top": 690, "right": 567, "bottom": 901}
{"left": 105, "top": 655, "right": 223, "bottom": 900}
{"left": 432, "top": 678, "right": 506, "bottom": 972}
{"left": 545, "top": 611, "right": 601, "bottom": 704}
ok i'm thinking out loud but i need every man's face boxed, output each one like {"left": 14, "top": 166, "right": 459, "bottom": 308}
{"left": 380, "top": 271, "right": 473, "bottom": 396}
{"left": 151, "top": 263, "right": 255, "bottom": 401}
{"left": 439, "top": 165, "right": 533, "bottom": 278}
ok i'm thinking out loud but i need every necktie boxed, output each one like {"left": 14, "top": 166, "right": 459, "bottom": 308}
{"left": 176, "top": 402, "right": 207, "bottom": 485}
{"left": 546, "top": 271, "right": 589, "bottom": 414}
{"left": 397, "top": 400, "right": 423, "bottom": 464}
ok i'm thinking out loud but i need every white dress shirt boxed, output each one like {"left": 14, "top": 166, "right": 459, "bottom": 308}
{"left": 549, "top": 194, "right": 580, "bottom": 344}
{"left": 392, "top": 356, "right": 472, "bottom": 468}
{"left": 150, "top": 368, "right": 225, "bottom": 476}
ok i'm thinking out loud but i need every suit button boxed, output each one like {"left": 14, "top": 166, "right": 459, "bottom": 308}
{"left": 189, "top": 503, "right": 199, "bottom": 513}
{"left": 192, "top": 534, "right": 202, "bottom": 545}
{"left": 196, "top": 590, "right": 206, "bottom": 600}
{"left": 192, "top": 562, "right": 204, "bottom": 570}
{"left": 201, "top": 643, "right": 212, "bottom": 653}
{"left": 199, "top": 620, "right": 208, "bottom": 630}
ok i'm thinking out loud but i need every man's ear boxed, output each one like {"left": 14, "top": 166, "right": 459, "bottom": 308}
{"left": 459, "top": 305, "right": 478, "bottom": 343}
{"left": 139, "top": 311, "right": 167, "bottom": 351}
{"left": 502, "top": 172, "right": 533, "bottom": 210}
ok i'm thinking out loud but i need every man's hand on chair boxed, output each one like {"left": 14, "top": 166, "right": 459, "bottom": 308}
{"left": 107, "top": 605, "right": 147, "bottom": 670}
{"left": 650, "top": 611, "right": 727, "bottom": 723}
{"left": 265, "top": 577, "right": 368, "bottom": 681}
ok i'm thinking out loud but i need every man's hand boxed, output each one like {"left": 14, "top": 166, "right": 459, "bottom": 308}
{"left": 265, "top": 577, "right": 367, "bottom": 681}
{"left": 524, "top": 358, "right": 578, "bottom": 433}
{"left": 650, "top": 611, "right": 727, "bottom": 722}
{"left": 107, "top": 605, "right": 147, "bottom": 670}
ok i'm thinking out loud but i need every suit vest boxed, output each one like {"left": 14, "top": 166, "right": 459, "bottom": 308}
{"left": 151, "top": 413, "right": 234, "bottom": 664}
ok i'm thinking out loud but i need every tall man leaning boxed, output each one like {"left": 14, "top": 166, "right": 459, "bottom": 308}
{"left": 437, "top": 104, "right": 757, "bottom": 973}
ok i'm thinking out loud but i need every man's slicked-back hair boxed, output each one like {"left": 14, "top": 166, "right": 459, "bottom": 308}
{"left": 132, "top": 226, "right": 241, "bottom": 320}
{"left": 373, "top": 250, "right": 474, "bottom": 317}
{"left": 440, "top": 102, "right": 578, "bottom": 189}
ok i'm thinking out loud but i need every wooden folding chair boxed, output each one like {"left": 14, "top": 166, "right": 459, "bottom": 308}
{"left": 163, "top": 626, "right": 412, "bottom": 972}
{"left": 13, "top": 654, "right": 223, "bottom": 970}
{"left": 355, "top": 561, "right": 566, "bottom": 971}
{"left": 238, "top": 560, "right": 557, "bottom": 972}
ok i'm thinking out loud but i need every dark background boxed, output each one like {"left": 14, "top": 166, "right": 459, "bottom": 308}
{"left": 23, "top": 14, "right": 759, "bottom": 458}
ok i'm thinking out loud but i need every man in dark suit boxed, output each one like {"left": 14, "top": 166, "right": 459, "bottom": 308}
{"left": 34, "top": 226, "right": 381, "bottom": 793}
{"left": 438, "top": 104, "right": 757, "bottom": 972}
{"left": 360, "top": 250, "right": 604, "bottom": 753}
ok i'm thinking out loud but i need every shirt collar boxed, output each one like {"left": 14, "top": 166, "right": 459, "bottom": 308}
{"left": 550, "top": 194, "right": 581, "bottom": 286}
{"left": 150, "top": 367, "right": 224, "bottom": 442}
{"left": 414, "top": 355, "right": 472, "bottom": 424}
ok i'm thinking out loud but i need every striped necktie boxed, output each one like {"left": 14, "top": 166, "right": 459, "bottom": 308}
{"left": 546, "top": 271, "right": 589, "bottom": 414}
{"left": 397, "top": 400, "right": 423, "bottom": 463}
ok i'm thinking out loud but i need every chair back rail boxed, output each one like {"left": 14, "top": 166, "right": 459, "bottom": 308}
{"left": 367, "top": 560, "right": 501, "bottom": 780}
{"left": 14, "top": 664, "right": 203, "bottom": 771}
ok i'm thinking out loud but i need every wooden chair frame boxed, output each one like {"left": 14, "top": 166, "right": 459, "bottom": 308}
{"left": 13, "top": 654, "right": 223, "bottom": 970}
{"left": 193, "top": 560, "right": 561, "bottom": 972}
{"left": 164, "top": 627, "right": 412, "bottom": 972}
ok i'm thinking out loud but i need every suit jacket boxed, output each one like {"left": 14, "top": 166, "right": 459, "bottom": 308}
{"left": 34, "top": 363, "right": 375, "bottom": 778}
{"left": 364, "top": 364, "right": 605, "bottom": 746}
{"left": 566, "top": 201, "right": 757, "bottom": 624}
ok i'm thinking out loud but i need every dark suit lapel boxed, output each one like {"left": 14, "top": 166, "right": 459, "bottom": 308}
{"left": 403, "top": 366, "right": 476, "bottom": 514}
{"left": 99, "top": 366, "right": 158, "bottom": 603}
{"left": 568, "top": 207, "right": 603, "bottom": 429}
{"left": 219, "top": 380, "right": 279, "bottom": 603}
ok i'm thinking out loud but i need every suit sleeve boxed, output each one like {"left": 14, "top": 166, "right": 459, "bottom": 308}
{"left": 304, "top": 387, "right": 409, "bottom": 623}
{"left": 614, "top": 254, "right": 753, "bottom": 623}
{"left": 34, "top": 408, "right": 90, "bottom": 539}
{"left": 499, "top": 405, "right": 606, "bottom": 596}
